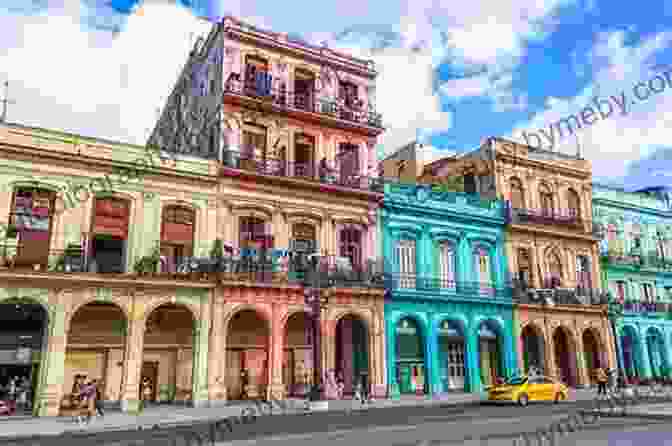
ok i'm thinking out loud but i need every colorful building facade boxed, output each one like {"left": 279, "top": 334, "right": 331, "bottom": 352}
{"left": 424, "top": 138, "right": 616, "bottom": 388}
{"left": 0, "top": 16, "right": 389, "bottom": 418}
{"left": 381, "top": 179, "right": 517, "bottom": 396}
{"left": 593, "top": 184, "right": 672, "bottom": 381}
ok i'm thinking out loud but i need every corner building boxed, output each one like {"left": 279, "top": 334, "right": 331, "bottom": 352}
{"left": 380, "top": 155, "right": 517, "bottom": 395}
{"left": 426, "top": 138, "right": 616, "bottom": 388}
{"left": 593, "top": 184, "right": 672, "bottom": 382}
{"left": 150, "top": 17, "right": 388, "bottom": 401}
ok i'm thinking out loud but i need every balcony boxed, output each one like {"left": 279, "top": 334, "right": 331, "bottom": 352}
{"left": 508, "top": 207, "right": 582, "bottom": 228}
{"left": 622, "top": 300, "right": 672, "bottom": 314}
{"left": 223, "top": 77, "right": 383, "bottom": 130}
{"left": 221, "top": 149, "right": 384, "bottom": 193}
{"left": 387, "top": 273, "right": 514, "bottom": 299}
{"left": 601, "top": 250, "right": 672, "bottom": 270}
{"left": 510, "top": 279, "right": 607, "bottom": 305}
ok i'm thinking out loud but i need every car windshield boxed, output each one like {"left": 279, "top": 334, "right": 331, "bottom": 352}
{"left": 506, "top": 377, "right": 527, "bottom": 385}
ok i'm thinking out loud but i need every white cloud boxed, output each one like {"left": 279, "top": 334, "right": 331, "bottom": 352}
{"left": 509, "top": 30, "right": 672, "bottom": 181}
{"left": 0, "top": 2, "right": 210, "bottom": 144}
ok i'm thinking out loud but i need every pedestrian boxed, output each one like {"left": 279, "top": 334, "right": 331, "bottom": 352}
{"left": 596, "top": 367, "right": 608, "bottom": 396}
{"left": 92, "top": 379, "right": 104, "bottom": 416}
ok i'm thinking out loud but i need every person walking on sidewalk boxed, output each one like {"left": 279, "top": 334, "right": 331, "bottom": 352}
{"left": 596, "top": 367, "right": 608, "bottom": 396}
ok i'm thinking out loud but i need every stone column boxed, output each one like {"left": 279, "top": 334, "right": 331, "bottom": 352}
{"left": 36, "top": 297, "right": 68, "bottom": 417}
{"left": 574, "top": 332, "right": 590, "bottom": 387}
{"left": 639, "top": 327, "right": 653, "bottom": 379}
{"left": 457, "top": 233, "right": 470, "bottom": 284}
{"left": 208, "top": 293, "right": 226, "bottom": 405}
{"left": 466, "top": 329, "right": 480, "bottom": 392}
{"left": 544, "top": 326, "right": 556, "bottom": 379}
{"left": 191, "top": 295, "right": 210, "bottom": 407}
{"left": 427, "top": 318, "right": 441, "bottom": 395}
{"left": 371, "top": 309, "right": 387, "bottom": 398}
{"left": 120, "top": 295, "right": 145, "bottom": 413}
{"left": 387, "top": 315, "right": 400, "bottom": 398}
{"left": 268, "top": 302, "right": 285, "bottom": 400}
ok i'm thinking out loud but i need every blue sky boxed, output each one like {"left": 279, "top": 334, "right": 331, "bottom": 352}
{"left": 2, "top": 0, "right": 672, "bottom": 189}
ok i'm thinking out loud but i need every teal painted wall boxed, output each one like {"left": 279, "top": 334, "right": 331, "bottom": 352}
{"left": 382, "top": 183, "right": 518, "bottom": 395}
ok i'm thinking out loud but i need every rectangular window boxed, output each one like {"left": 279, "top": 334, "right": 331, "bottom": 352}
{"left": 242, "top": 123, "right": 267, "bottom": 164}
{"left": 438, "top": 243, "right": 455, "bottom": 289}
{"left": 642, "top": 284, "right": 655, "bottom": 303}
{"left": 396, "top": 240, "right": 416, "bottom": 288}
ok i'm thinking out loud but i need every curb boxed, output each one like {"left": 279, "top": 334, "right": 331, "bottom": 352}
{"left": 580, "top": 409, "right": 672, "bottom": 421}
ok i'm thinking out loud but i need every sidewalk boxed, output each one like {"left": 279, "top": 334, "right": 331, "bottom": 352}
{"left": 0, "top": 388, "right": 598, "bottom": 439}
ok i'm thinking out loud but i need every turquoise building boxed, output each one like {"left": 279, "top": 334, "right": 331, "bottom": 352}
{"left": 381, "top": 182, "right": 518, "bottom": 396}
{"left": 593, "top": 184, "right": 672, "bottom": 382}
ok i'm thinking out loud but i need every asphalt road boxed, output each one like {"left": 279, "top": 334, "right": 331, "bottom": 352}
{"left": 3, "top": 398, "right": 671, "bottom": 446}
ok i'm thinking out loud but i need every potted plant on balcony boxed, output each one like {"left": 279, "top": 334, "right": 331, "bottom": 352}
{"left": 0, "top": 223, "right": 18, "bottom": 269}
{"left": 133, "top": 245, "right": 161, "bottom": 277}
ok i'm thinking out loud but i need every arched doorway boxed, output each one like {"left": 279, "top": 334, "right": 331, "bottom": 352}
{"left": 66, "top": 302, "right": 127, "bottom": 409}
{"left": 0, "top": 299, "right": 48, "bottom": 416}
{"left": 283, "top": 312, "right": 313, "bottom": 397}
{"left": 621, "top": 326, "right": 641, "bottom": 380}
{"left": 553, "top": 327, "right": 577, "bottom": 386}
{"left": 582, "top": 329, "right": 602, "bottom": 385}
{"left": 477, "top": 321, "right": 504, "bottom": 389}
{"left": 141, "top": 304, "right": 195, "bottom": 405}
{"left": 646, "top": 328, "right": 668, "bottom": 380}
{"left": 335, "top": 314, "right": 369, "bottom": 396}
{"left": 521, "top": 324, "right": 545, "bottom": 375}
{"left": 395, "top": 317, "right": 427, "bottom": 394}
{"left": 437, "top": 319, "right": 466, "bottom": 392}
{"left": 226, "top": 309, "right": 270, "bottom": 400}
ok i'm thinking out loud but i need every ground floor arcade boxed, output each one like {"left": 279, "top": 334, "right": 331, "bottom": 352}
{"left": 616, "top": 317, "right": 672, "bottom": 382}
{"left": 385, "top": 299, "right": 517, "bottom": 396}
{"left": 515, "top": 303, "right": 617, "bottom": 387}
{"left": 0, "top": 276, "right": 386, "bottom": 417}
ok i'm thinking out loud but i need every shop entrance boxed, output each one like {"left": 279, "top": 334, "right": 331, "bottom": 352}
{"left": 0, "top": 300, "right": 47, "bottom": 417}
{"left": 395, "top": 317, "right": 426, "bottom": 394}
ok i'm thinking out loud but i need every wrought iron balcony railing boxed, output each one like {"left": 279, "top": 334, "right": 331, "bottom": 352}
{"left": 621, "top": 300, "right": 672, "bottom": 313}
{"left": 601, "top": 250, "right": 672, "bottom": 270}
{"left": 508, "top": 207, "right": 583, "bottom": 228}
{"left": 510, "top": 279, "right": 608, "bottom": 305}
{"left": 221, "top": 149, "right": 384, "bottom": 193}
{"left": 387, "top": 273, "right": 514, "bottom": 298}
{"left": 224, "top": 77, "right": 383, "bottom": 129}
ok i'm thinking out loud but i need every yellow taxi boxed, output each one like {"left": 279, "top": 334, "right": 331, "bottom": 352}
{"left": 486, "top": 375, "right": 569, "bottom": 406}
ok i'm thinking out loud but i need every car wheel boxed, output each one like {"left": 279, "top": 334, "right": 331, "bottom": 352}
{"left": 554, "top": 393, "right": 565, "bottom": 403}
{"left": 518, "top": 393, "right": 529, "bottom": 407}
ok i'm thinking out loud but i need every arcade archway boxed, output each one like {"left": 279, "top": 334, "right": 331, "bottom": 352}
{"left": 141, "top": 304, "right": 195, "bottom": 405}
{"left": 437, "top": 319, "right": 466, "bottom": 392}
{"left": 66, "top": 302, "right": 127, "bottom": 408}
{"left": 335, "top": 314, "right": 369, "bottom": 396}
{"left": 395, "top": 317, "right": 427, "bottom": 394}
{"left": 621, "top": 326, "right": 642, "bottom": 380}
{"left": 226, "top": 309, "right": 270, "bottom": 400}
{"left": 477, "top": 321, "right": 504, "bottom": 389}
{"left": 0, "top": 299, "right": 48, "bottom": 416}
{"left": 521, "top": 324, "right": 545, "bottom": 375}
{"left": 283, "top": 311, "right": 313, "bottom": 397}
{"left": 582, "top": 329, "right": 602, "bottom": 385}
{"left": 553, "top": 326, "right": 577, "bottom": 386}
{"left": 646, "top": 328, "right": 669, "bottom": 380}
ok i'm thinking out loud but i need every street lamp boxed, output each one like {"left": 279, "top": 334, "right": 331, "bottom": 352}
{"left": 605, "top": 291, "right": 626, "bottom": 387}
{"left": 302, "top": 253, "right": 334, "bottom": 405}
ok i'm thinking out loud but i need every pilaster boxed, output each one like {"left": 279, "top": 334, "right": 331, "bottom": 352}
{"left": 191, "top": 295, "right": 210, "bottom": 407}
{"left": 36, "top": 297, "right": 67, "bottom": 417}
{"left": 208, "top": 293, "right": 227, "bottom": 405}
{"left": 120, "top": 294, "right": 144, "bottom": 413}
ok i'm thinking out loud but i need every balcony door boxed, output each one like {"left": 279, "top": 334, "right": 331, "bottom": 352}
{"left": 160, "top": 206, "right": 195, "bottom": 272}
{"left": 294, "top": 134, "right": 315, "bottom": 179}
{"left": 517, "top": 249, "right": 531, "bottom": 286}
{"left": 339, "top": 227, "right": 362, "bottom": 268}
{"left": 337, "top": 143, "right": 359, "bottom": 187}
{"left": 10, "top": 187, "right": 55, "bottom": 269}
{"left": 244, "top": 55, "right": 270, "bottom": 96}
{"left": 575, "top": 255, "right": 591, "bottom": 289}
{"left": 294, "top": 69, "right": 315, "bottom": 111}
{"left": 91, "top": 198, "right": 130, "bottom": 273}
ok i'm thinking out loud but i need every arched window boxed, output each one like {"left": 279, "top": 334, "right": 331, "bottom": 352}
{"left": 547, "top": 253, "right": 563, "bottom": 287}
{"left": 567, "top": 189, "right": 581, "bottom": 219}
{"left": 160, "top": 205, "right": 195, "bottom": 272}
{"left": 10, "top": 186, "right": 56, "bottom": 269}
{"left": 509, "top": 178, "right": 525, "bottom": 208}
{"left": 539, "top": 184, "right": 554, "bottom": 216}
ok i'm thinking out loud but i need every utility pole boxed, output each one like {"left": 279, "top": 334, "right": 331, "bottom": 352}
{"left": 1, "top": 81, "right": 16, "bottom": 123}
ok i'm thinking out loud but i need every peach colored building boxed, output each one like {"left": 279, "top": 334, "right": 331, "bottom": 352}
{"left": 418, "top": 137, "right": 617, "bottom": 387}
{"left": 0, "top": 16, "right": 386, "bottom": 418}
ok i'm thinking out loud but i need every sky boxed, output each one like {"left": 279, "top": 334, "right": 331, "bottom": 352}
{"left": 1, "top": 0, "right": 672, "bottom": 189}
